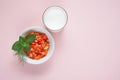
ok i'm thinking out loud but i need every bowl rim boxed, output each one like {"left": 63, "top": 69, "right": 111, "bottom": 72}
{"left": 20, "top": 26, "right": 55, "bottom": 64}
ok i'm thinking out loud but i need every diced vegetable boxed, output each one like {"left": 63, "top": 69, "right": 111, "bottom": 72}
{"left": 26, "top": 32, "right": 50, "bottom": 60}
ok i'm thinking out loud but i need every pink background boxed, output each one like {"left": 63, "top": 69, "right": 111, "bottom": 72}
{"left": 0, "top": 0, "right": 120, "bottom": 80}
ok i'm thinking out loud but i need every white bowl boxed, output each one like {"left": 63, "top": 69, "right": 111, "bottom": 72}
{"left": 20, "top": 26, "right": 55, "bottom": 64}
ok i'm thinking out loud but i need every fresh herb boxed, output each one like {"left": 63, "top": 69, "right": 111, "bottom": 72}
{"left": 12, "top": 34, "right": 36, "bottom": 61}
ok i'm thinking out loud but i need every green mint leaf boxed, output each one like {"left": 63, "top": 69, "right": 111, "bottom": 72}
{"left": 24, "top": 43, "right": 30, "bottom": 51}
{"left": 12, "top": 41, "right": 22, "bottom": 51}
{"left": 19, "top": 36, "right": 25, "bottom": 43}
{"left": 25, "top": 34, "right": 36, "bottom": 43}
{"left": 19, "top": 36, "right": 26, "bottom": 47}
{"left": 12, "top": 34, "right": 34, "bottom": 62}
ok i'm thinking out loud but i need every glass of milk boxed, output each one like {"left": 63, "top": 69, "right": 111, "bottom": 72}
{"left": 43, "top": 6, "right": 68, "bottom": 32}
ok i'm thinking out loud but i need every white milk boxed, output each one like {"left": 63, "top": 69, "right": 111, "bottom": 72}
{"left": 43, "top": 6, "right": 68, "bottom": 32}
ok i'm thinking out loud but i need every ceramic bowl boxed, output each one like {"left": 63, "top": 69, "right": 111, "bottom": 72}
{"left": 20, "top": 26, "right": 55, "bottom": 64}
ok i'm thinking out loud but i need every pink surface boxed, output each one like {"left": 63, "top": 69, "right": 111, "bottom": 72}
{"left": 0, "top": 0, "right": 120, "bottom": 80}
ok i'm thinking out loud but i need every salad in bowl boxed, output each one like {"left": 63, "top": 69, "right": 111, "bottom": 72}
{"left": 12, "top": 26, "right": 54, "bottom": 64}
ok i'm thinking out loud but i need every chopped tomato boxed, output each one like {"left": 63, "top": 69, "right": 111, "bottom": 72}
{"left": 26, "top": 32, "right": 50, "bottom": 60}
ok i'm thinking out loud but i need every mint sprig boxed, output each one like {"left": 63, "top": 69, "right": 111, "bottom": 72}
{"left": 12, "top": 34, "right": 36, "bottom": 61}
